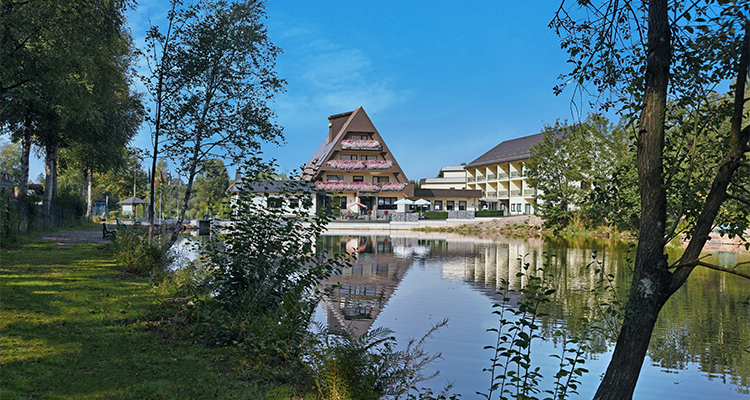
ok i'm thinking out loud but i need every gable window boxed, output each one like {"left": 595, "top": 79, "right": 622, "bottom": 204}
{"left": 340, "top": 154, "right": 358, "bottom": 160}
{"left": 353, "top": 176, "right": 364, "bottom": 182}
{"left": 434, "top": 200, "right": 443, "bottom": 211}
{"left": 372, "top": 176, "right": 389, "bottom": 183}
{"left": 351, "top": 134, "right": 370, "bottom": 140}
{"left": 362, "top": 155, "right": 378, "bottom": 161}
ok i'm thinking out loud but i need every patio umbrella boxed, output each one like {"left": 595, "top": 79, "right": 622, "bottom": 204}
{"left": 348, "top": 202, "right": 367, "bottom": 212}
{"left": 414, "top": 198, "right": 430, "bottom": 214}
{"left": 394, "top": 198, "right": 414, "bottom": 205}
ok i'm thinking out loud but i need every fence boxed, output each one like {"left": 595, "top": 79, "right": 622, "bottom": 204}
{"left": 1, "top": 199, "right": 85, "bottom": 238}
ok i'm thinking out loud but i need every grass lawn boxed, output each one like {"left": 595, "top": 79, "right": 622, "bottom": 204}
{"left": 0, "top": 226, "right": 309, "bottom": 399}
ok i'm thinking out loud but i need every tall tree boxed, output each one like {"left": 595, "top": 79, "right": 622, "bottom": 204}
{"left": 552, "top": 1, "right": 750, "bottom": 399}
{"left": 150, "top": 0, "right": 285, "bottom": 245}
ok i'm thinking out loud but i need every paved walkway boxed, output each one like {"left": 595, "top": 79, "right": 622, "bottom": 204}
{"left": 38, "top": 227, "right": 110, "bottom": 244}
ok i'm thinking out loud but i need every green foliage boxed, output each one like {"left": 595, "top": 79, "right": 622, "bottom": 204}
{"left": 424, "top": 211, "right": 448, "bottom": 220}
{"left": 476, "top": 210, "right": 504, "bottom": 218}
{"left": 187, "top": 171, "right": 351, "bottom": 360}
{"left": 478, "top": 261, "right": 595, "bottom": 400}
{"left": 0, "top": 188, "right": 17, "bottom": 238}
{"left": 305, "top": 319, "right": 453, "bottom": 400}
{"left": 0, "top": 139, "right": 22, "bottom": 182}
{"left": 111, "top": 224, "right": 173, "bottom": 277}
{"left": 527, "top": 114, "right": 630, "bottom": 231}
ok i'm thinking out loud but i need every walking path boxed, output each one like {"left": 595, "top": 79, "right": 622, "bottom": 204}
{"left": 38, "top": 227, "right": 110, "bottom": 244}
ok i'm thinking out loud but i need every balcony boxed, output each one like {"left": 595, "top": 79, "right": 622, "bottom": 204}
{"left": 498, "top": 190, "right": 509, "bottom": 198}
{"left": 511, "top": 189, "right": 522, "bottom": 197}
{"left": 340, "top": 139, "right": 382, "bottom": 151}
{"left": 523, "top": 189, "right": 537, "bottom": 197}
{"left": 325, "top": 160, "right": 393, "bottom": 171}
{"left": 468, "top": 177, "right": 476, "bottom": 183}
{"left": 485, "top": 191, "right": 498, "bottom": 198}
{"left": 498, "top": 172, "right": 508, "bottom": 180}
{"left": 487, "top": 173, "right": 497, "bottom": 181}
{"left": 510, "top": 171, "right": 523, "bottom": 179}
{"left": 315, "top": 181, "right": 407, "bottom": 193}
{"left": 476, "top": 176, "right": 486, "bottom": 182}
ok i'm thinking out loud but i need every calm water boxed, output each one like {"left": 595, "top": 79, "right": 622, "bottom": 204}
{"left": 315, "top": 232, "right": 750, "bottom": 399}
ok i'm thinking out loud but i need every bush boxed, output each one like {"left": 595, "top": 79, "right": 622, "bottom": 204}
{"left": 111, "top": 224, "right": 173, "bottom": 277}
{"left": 475, "top": 210, "right": 504, "bottom": 218}
{"left": 424, "top": 211, "right": 448, "bottom": 220}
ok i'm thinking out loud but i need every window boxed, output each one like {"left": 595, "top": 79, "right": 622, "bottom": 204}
{"left": 447, "top": 201, "right": 455, "bottom": 210}
{"left": 268, "top": 197, "right": 283, "bottom": 208}
{"left": 511, "top": 203, "right": 516, "bottom": 212}
{"left": 326, "top": 175, "right": 344, "bottom": 182}
{"left": 351, "top": 134, "right": 369, "bottom": 140}
{"left": 340, "top": 154, "right": 358, "bottom": 160}
{"left": 340, "top": 196, "right": 347, "bottom": 209}
{"left": 459, "top": 201, "right": 466, "bottom": 211}
{"left": 372, "top": 176, "right": 389, "bottom": 183}
{"left": 289, "top": 199, "right": 299, "bottom": 208}
{"left": 434, "top": 200, "right": 443, "bottom": 211}
{"left": 378, "top": 197, "right": 396, "bottom": 210}
{"left": 362, "top": 155, "right": 378, "bottom": 161}
{"left": 525, "top": 204, "right": 531, "bottom": 214}
{"left": 353, "top": 176, "right": 364, "bottom": 182}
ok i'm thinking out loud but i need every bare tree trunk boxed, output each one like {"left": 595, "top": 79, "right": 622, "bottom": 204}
{"left": 19, "top": 107, "right": 32, "bottom": 196}
{"left": 170, "top": 152, "right": 199, "bottom": 246}
{"left": 84, "top": 167, "right": 93, "bottom": 217}
{"left": 44, "top": 131, "right": 59, "bottom": 214}
{"left": 594, "top": 0, "right": 671, "bottom": 398}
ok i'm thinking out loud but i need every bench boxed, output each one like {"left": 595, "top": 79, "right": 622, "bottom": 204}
{"left": 102, "top": 221, "right": 118, "bottom": 239}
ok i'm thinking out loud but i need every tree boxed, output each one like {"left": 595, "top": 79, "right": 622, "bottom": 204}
{"left": 552, "top": 1, "right": 750, "bottom": 399}
{"left": 0, "top": 138, "right": 21, "bottom": 182}
{"left": 193, "top": 159, "right": 229, "bottom": 215}
{"left": 1, "top": 0, "right": 138, "bottom": 211}
{"left": 146, "top": 0, "right": 285, "bottom": 245}
{"left": 526, "top": 114, "right": 628, "bottom": 229}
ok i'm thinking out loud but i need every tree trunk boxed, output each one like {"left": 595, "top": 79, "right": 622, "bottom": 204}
{"left": 19, "top": 107, "right": 32, "bottom": 196}
{"left": 84, "top": 167, "right": 92, "bottom": 217}
{"left": 44, "top": 131, "right": 59, "bottom": 214}
{"left": 170, "top": 153, "right": 199, "bottom": 246}
{"left": 593, "top": 0, "right": 671, "bottom": 398}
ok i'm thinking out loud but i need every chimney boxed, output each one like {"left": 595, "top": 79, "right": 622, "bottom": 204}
{"left": 235, "top": 172, "right": 242, "bottom": 183}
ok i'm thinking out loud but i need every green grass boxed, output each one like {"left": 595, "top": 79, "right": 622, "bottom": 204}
{"left": 0, "top": 229, "right": 312, "bottom": 399}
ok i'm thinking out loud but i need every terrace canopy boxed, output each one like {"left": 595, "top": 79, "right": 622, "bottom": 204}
{"left": 118, "top": 196, "right": 149, "bottom": 216}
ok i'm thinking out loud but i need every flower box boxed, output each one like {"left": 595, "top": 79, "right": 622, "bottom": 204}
{"left": 340, "top": 139, "right": 382, "bottom": 150}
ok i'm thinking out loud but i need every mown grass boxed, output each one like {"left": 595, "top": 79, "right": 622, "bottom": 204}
{"left": 0, "top": 229, "right": 312, "bottom": 400}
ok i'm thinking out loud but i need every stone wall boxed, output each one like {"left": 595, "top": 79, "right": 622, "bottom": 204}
{"left": 448, "top": 210, "right": 474, "bottom": 220}
{"left": 392, "top": 212, "right": 419, "bottom": 222}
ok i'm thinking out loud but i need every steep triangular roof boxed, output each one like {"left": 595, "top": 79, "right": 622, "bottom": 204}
{"left": 301, "top": 107, "right": 409, "bottom": 183}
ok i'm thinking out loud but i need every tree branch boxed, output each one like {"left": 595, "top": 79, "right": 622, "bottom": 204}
{"left": 694, "top": 261, "right": 750, "bottom": 280}
{"left": 727, "top": 193, "right": 750, "bottom": 206}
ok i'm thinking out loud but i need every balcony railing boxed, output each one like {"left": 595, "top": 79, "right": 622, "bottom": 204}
{"left": 340, "top": 139, "right": 382, "bottom": 151}
{"left": 498, "top": 172, "right": 508, "bottom": 180}
{"left": 476, "top": 176, "right": 485, "bottom": 182}
{"left": 315, "top": 181, "right": 407, "bottom": 193}
{"left": 523, "top": 189, "right": 537, "bottom": 197}
{"left": 498, "top": 190, "right": 509, "bottom": 198}
{"left": 468, "top": 177, "right": 476, "bottom": 183}
{"left": 325, "top": 160, "right": 392, "bottom": 170}
{"left": 510, "top": 171, "right": 523, "bottom": 179}
{"left": 487, "top": 173, "right": 497, "bottom": 180}
{"left": 511, "top": 189, "right": 522, "bottom": 197}
{"left": 485, "top": 191, "right": 498, "bottom": 198}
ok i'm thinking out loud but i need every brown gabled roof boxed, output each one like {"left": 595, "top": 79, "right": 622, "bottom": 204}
{"left": 301, "top": 107, "right": 409, "bottom": 184}
{"left": 464, "top": 133, "right": 543, "bottom": 169}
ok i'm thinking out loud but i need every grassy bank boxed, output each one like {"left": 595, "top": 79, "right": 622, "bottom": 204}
{"left": 0, "top": 228, "right": 309, "bottom": 399}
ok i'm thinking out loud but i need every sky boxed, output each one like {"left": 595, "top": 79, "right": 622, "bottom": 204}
{"left": 27, "top": 0, "right": 589, "bottom": 183}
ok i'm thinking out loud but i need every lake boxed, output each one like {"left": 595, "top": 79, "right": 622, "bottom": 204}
{"left": 314, "top": 231, "right": 750, "bottom": 399}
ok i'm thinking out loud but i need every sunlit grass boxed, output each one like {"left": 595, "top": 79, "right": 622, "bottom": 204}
{"left": 0, "top": 231, "right": 309, "bottom": 399}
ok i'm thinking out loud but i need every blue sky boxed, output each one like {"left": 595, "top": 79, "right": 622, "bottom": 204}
{"left": 28, "top": 1, "right": 586, "bottom": 182}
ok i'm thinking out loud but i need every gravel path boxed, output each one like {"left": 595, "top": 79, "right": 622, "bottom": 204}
{"left": 38, "top": 227, "right": 111, "bottom": 244}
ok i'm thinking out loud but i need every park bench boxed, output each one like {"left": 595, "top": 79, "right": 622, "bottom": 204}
{"left": 102, "top": 220, "right": 118, "bottom": 239}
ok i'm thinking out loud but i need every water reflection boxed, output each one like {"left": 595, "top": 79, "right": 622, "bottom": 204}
{"left": 316, "top": 232, "right": 750, "bottom": 399}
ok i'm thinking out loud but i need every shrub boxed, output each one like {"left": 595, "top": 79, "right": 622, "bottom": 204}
{"left": 475, "top": 210, "right": 504, "bottom": 218}
{"left": 424, "top": 211, "right": 448, "bottom": 220}
{"left": 111, "top": 224, "right": 173, "bottom": 277}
